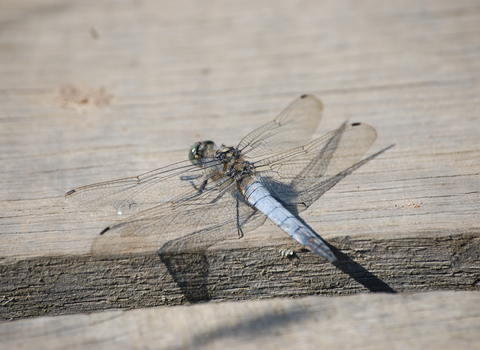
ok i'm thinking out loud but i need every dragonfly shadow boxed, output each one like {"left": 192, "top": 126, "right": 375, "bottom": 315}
{"left": 292, "top": 143, "right": 397, "bottom": 293}
{"left": 159, "top": 251, "right": 212, "bottom": 303}
{"left": 329, "top": 244, "right": 397, "bottom": 293}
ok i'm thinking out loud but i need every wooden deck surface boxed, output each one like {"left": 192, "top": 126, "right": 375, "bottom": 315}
{"left": 1, "top": 0, "right": 479, "bottom": 347}
{"left": 2, "top": 291, "right": 479, "bottom": 350}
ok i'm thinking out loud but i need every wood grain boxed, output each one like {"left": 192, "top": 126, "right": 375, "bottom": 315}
{"left": 1, "top": 291, "right": 479, "bottom": 350}
{"left": 1, "top": 0, "right": 479, "bottom": 326}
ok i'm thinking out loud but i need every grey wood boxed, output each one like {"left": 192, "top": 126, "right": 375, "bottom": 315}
{"left": 1, "top": 291, "right": 479, "bottom": 350}
{"left": 0, "top": 0, "right": 479, "bottom": 322}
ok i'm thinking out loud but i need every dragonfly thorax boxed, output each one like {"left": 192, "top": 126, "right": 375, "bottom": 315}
{"left": 216, "top": 145, "right": 255, "bottom": 181}
{"left": 215, "top": 145, "right": 240, "bottom": 161}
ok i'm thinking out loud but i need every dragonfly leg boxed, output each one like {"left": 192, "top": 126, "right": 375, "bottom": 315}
{"left": 179, "top": 174, "right": 208, "bottom": 194}
{"left": 237, "top": 227, "right": 244, "bottom": 239}
{"left": 235, "top": 196, "right": 244, "bottom": 238}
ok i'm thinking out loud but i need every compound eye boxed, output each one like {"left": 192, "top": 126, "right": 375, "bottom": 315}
{"left": 188, "top": 141, "right": 216, "bottom": 165}
{"left": 188, "top": 142, "right": 201, "bottom": 163}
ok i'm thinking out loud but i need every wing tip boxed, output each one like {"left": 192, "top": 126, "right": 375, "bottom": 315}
{"left": 348, "top": 122, "right": 378, "bottom": 141}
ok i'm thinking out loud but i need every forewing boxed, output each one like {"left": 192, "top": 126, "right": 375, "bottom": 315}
{"left": 255, "top": 123, "right": 377, "bottom": 214}
{"left": 91, "top": 175, "right": 267, "bottom": 257}
{"left": 65, "top": 159, "right": 219, "bottom": 220}
{"left": 238, "top": 95, "right": 323, "bottom": 158}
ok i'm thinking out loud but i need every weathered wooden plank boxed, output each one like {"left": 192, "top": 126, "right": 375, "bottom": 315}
{"left": 1, "top": 0, "right": 479, "bottom": 322}
{"left": 1, "top": 234, "right": 479, "bottom": 321}
{"left": 1, "top": 291, "right": 479, "bottom": 350}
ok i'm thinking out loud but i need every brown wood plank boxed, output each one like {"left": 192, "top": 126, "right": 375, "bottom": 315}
{"left": 1, "top": 0, "right": 479, "bottom": 322}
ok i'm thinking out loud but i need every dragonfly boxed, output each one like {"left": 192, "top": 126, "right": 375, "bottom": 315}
{"left": 66, "top": 95, "right": 377, "bottom": 263}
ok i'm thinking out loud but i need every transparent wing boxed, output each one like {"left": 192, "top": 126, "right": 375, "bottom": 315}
{"left": 238, "top": 94, "right": 323, "bottom": 158}
{"left": 66, "top": 95, "right": 321, "bottom": 219}
{"left": 254, "top": 122, "right": 377, "bottom": 214}
{"left": 91, "top": 176, "right": 267, "bottom": 257}
{"left": 65, "top": 159, "right": 221, "bottom": 219}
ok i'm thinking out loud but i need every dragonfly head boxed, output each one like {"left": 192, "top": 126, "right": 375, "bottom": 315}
{"left": 189, "top": 140, "right": 217, "bottom": 165}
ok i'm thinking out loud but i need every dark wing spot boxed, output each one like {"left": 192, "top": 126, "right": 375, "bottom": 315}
{"left": 300, "top": 94, "right": 308, "bottom": 98}
{"left": 99, "top": 227, "right": 110, "bottom": 235}
{"left": 351, "top": 122, "right": 361, "bottom": 126}
{"left": 65, "top": 189, "right": 76, "bottom": 197}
